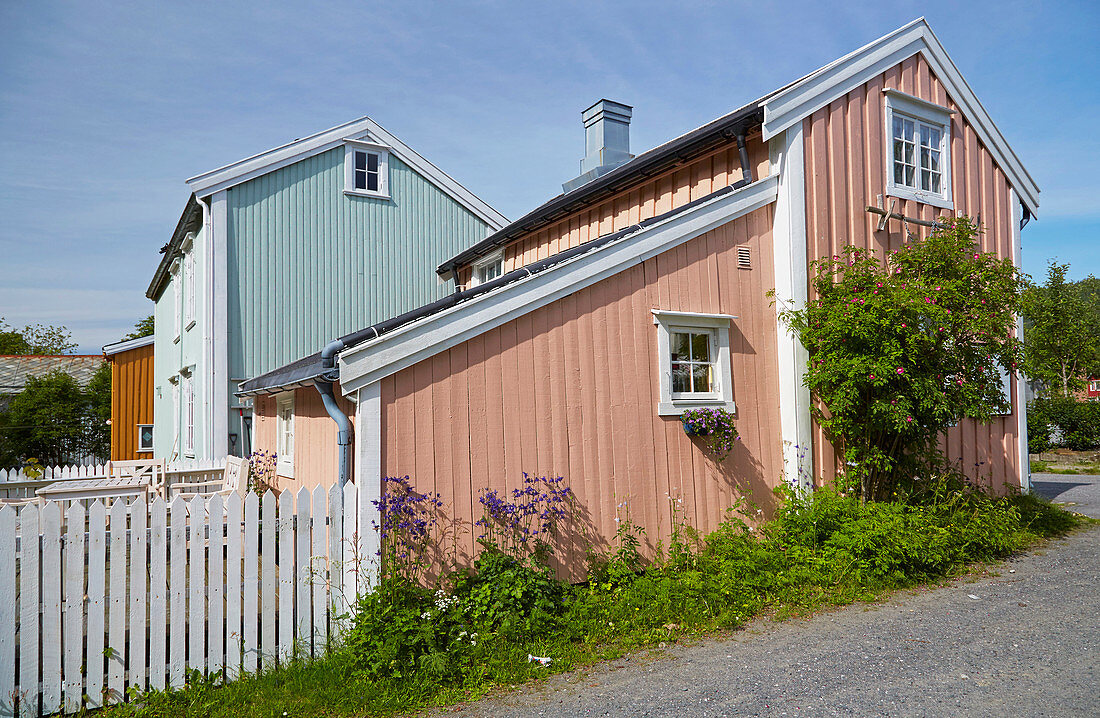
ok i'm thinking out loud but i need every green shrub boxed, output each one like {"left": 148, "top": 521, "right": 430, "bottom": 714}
{"left": 1028, "top": 396, "right": 1100, "bottom": 451}
{"left": 344, "top": 579, "right": 473, "bottom": 681}
{"left": 452, "top": 548, "right": 569, "bottom": 639}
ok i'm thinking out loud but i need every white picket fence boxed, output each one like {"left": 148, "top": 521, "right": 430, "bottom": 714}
{"left": 0, "top": 459, "right": 229, "bottom": 503}
{"left": 0, "top": 483, "right": 374, "bottom": 717}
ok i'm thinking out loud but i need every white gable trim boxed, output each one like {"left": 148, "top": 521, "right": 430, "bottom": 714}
{"left": 102, "top": 334, "right": 154, "bottom": 356}
{"left": 337, "top": 174, "right": 779, "bottom": 394}
{"left": 186, "top": 116, "right": 508, "bottom": 229}
{"left": 761, "top": 18, "right": 1039, "bottom": 216}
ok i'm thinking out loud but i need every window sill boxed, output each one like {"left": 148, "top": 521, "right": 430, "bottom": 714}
{"left": 185, "top": 319, "right": 196, "bottom": 331}
{"left": 136, "top": 448, "right": 154, "bottom": 454}
{"left": 343, "top": 189, "right": 391, "bottom": 201}
{"left": 277, "top": 462, "right": 295, "bottom": 479}
{"left": 658, "top": 399, "right": 736, "bottom": 417}
{"left": 886, "top": 187, "right": 954, "bottom": 211}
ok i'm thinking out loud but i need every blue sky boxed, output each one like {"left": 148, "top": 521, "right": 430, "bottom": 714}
{"left": 1, "top": 0, "right": 1096, "bottom": 352}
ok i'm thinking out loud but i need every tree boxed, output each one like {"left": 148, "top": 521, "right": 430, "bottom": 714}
{"left": 0, "top": 372, "right": 99, "bottom": 467}
{"left": 85, "top": 361, "right": 112, "bottom": 460}
{"left": 125, "top": 314, "right": 155, "bottom": 340}
{"left": 776, "top": 217, "right": 1025, "bottom": 500}
{"left": 1020, "top": 263, "right": 1100, "bottom": 396}
{"left": 0, "top": 317, "right": 77, "bottom": 355}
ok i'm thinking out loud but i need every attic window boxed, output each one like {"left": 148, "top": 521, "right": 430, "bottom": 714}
{"left": 344, "top": 140, "right": 390, "bottom": 199}
{"left": 470, "top": 251, "right": 504, "bottom": 287}
{"left": 883, "top": 89, "right": 953, "bottom": 210}
{"left": 737, "top": 247, "right": 751, "bottom": 269}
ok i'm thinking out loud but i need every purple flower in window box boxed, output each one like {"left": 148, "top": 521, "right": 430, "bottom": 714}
{"left": 680, "top": 407, "right": 739, "bottom": 461}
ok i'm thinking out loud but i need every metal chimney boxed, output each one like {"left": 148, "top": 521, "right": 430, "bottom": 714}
{"left": 563, "top": 99, "right": 634, "bottom": 193}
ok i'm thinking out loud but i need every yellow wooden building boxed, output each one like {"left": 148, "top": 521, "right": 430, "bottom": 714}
{"left": 103, "top": 335, "right": 155, "bottom": 461}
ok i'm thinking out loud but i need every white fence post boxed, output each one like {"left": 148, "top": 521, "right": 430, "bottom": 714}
{"left": 0, "top": 506, "right": 15, "bottom": 718}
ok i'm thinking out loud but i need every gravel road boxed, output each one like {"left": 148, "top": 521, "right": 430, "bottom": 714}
{"left": 446, "top": 474, "right": 1100, "bottom": 718}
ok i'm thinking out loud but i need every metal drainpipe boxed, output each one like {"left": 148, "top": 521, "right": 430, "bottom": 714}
{"left": 316, "top": 338, "right": 354, "bottom": 486}
{"left": 736, "top": 133, "right": 753, "bottom": 184}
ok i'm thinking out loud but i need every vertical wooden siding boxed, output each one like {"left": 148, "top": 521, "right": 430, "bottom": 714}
{"left": 458, "top": 134, "right": 770, "bottom": 286}
{"left": 226, "top": 149, "right": 494, "bottom": 383}
{"left": 252, "top": 389, "right": 355, "bottom": 492}
{"left": 802, "top": 53, "right": 1020, "bottom": 492}
{"left": 109, "top": 344, "right": 154, "bottom": 461}
{"left": 382, "top": 207, "right": 781, "bottom": 580}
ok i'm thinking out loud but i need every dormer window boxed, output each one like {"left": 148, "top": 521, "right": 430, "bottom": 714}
{"left": 470, "top": 251, "right": 504, "bottom": 287}
{"left": 343, "top": 140, "right": 390, "bottom": 199}
{"left": 883, "top": 89, "right": 953, "bottom": 210}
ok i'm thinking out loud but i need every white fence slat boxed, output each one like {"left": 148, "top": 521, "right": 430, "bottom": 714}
{"left": 107, "top": 501, "right": 128, "bottom": 704}
{"left": 341, "top": 482, "right": 357, "bottom": 610}
{"left": 39, "top": 503, "right": 62, "bottom": 714}
{"left": 148, "top": 499, "right": 167, "bottom": 690}
{"left": 260, "top": 492, "right": 276, "bottom": 669}
{"left": 241, "top": 493, "right": 258, "bottom": 676}
{"left": 208, "top": 495, "right": 225, "bottom": 677}
{"left": 187, "top": 495, "right": 206, "bottom": 673}
{"left": 0, "top": 506, "right": 15, "bottom": 718}
{"left": 295, "top": 488, "right": 311, "bottom": 656}
{"left": 312, "top": 485, "right": 327, "bottom": 652}
{"left": 168, "top": 497, "right": 187, "bottom": 688}
{"left": 327, "top": 483, "right": 343, "bottom": 640}
{"left": 128, "top": 500, "right": 148, "bottom": 694}
{"left": 225, "top": 493, "right": 243, "bottom": 680}
{"left": 85, "top": 502, "right": 107, "bottom": 708}
{"left": 18, "top": 504, "right": 40, "bottom": 718}
{"left": 278, "top": 491, "right": 294, "bottom": 665}
{"left": 62, "top": 503, "right": 85, "bottom": 713}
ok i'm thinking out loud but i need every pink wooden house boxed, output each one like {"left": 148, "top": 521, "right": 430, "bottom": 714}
{"left": 238, "top": 19, "right": 1039, "bottom": 576}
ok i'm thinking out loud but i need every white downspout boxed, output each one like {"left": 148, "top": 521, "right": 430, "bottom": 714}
{"left": 197, "top": 195, "right": 214, "bottom": 459}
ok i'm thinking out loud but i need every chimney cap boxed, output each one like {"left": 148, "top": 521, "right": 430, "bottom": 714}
{"left": 581, "top": 99, "right": 633, "bottom": 125}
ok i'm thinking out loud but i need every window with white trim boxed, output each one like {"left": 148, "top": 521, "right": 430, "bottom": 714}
{"left": 344, "top": 140, "right": 390, "bottom": 198}
{"left": 884, "top": 89, "right": 953, "bottom": 209}
{"left": 183, "top": 249, "right": 195, "bottom": 328}
{"left": 994, "top": 365, "right": 1012, "bottom": 416}
{"left": 1090, "top": 379, "right": 1100, "bottom": 392}
{"left": 181, "top": 372, "right": 195, "bottom": 456}
{"left": 172, "top": 260, "right": 182, "bottom": 342}
{"left": 275, "top": 393, "right": 295, "bottom": 478}
{"left": 471, "top": 251, "right": 504, "bottom": 286}
{"left": 653, "top": 310, "right": 736, "bottom": 416}
{"left": 137, "top": 424, "right": 154, "bottom": 453}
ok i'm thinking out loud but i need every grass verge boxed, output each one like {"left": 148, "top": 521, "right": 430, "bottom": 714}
{"left": 100, "top": 484, "right": 1088, "bottom": 718}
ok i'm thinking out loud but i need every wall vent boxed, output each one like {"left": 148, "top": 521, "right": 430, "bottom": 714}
{"left": 737, "top": 246, "right": 751, "bottom": 269}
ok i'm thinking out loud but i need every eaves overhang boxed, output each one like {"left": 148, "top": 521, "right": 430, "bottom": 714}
{"left": 146, "top": 194, "right": 203, "bottom": 301}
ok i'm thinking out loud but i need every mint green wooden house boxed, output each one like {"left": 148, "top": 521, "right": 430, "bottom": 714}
{"left": 146, "top": 117, "right": 507, "bottom": 461}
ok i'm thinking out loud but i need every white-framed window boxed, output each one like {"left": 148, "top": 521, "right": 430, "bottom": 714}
{"left": 994, "top": 365, "right": 1012, "bottom": 416}
{"left": 470, "top": 251, "right": 504, "bottom": 286}
{"left": 137, "top": 424, "right": 154, "bottom": 453}
{"left": 275, "top": 393, "right": 295, "bottom": 478}
{"left": 1090, "top": 379, "right": 1100, "bottom": 392}
{"left": 183, "top": 238, "right": 196, "bottom": 329}
{"left": 652, "top": 310, "right": 736, "bottom": 416}
{"left": 168, "top": 375, "right": 179, "bottom": 454}
{"left": 172, "top": 259, "right": 182, "bottom": 342}
{"left": 181, "top": 371, "right": 195, "bottom": 456}
{"left": 343, "top": 140, "right": 390, "bottom": 199}
{"left": 883, "top": 89, "right": 953, "bottom": 210}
